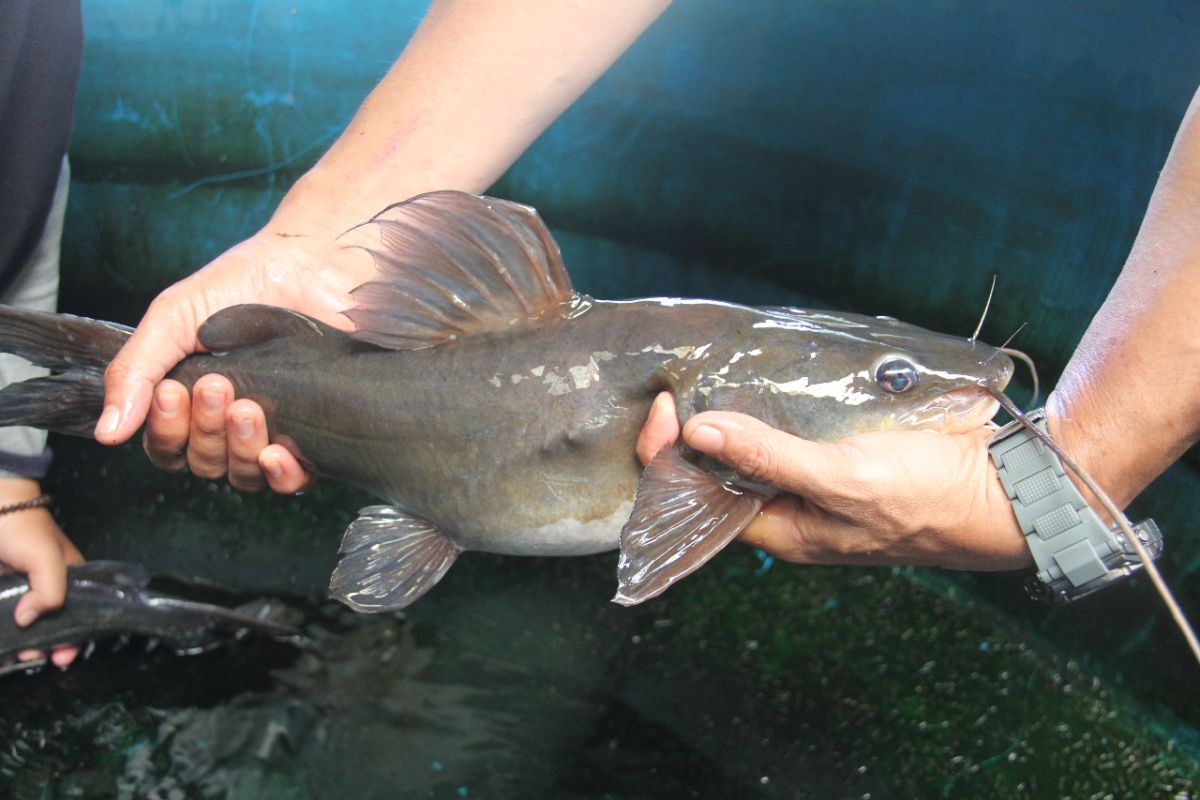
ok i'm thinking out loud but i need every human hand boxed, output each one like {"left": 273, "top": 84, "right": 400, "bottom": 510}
{"left": 142, "top": 375, "right": 313, "bottom": 494}
{"left": 636, "top": 392, "right": 1031, "bottom": 571}
{"left": 98, "top": 195, "right": 375, "bottom": 492}
{"left": 0, "top": 478, "right": 84, "bottom": 667}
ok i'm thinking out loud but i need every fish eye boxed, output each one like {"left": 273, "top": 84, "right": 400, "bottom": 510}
{"left": 875, "top": 358, "right": 919, "bottom": 394}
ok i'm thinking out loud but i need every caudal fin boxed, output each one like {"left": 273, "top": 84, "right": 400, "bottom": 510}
{"left": 0, "top": 305, "right": 131, "bottom": 437}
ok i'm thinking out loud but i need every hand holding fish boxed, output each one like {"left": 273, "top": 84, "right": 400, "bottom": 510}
{"left": 143, "top": 374, "right": 299, "bottom": 493}
{"left": 0, "top": 477, "right": 83, "bottom": 666}
{"left": 96, "top": 206, "right": 375, "bottom": 493}
{"left": 91, "top": 0, "right": 671, "bottom": 494}
{"left": 638, "top": 393, "right": 1031, "bottom": 570}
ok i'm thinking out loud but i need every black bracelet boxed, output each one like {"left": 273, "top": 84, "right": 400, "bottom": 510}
{"left": 0, "top": 495, "right": 53, "bottom": 516}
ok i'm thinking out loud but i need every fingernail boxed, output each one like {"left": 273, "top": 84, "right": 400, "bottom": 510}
{"left": 14, "top": 606, "right": 37, "bottom": 627}
{"left": 689, "top": 424, "right": 725, "bottom": 453}
{"left": 200, "top": 387, "right": 225, "bottom": 411}
{"left": 264, "top": 457, "right": 282, "bottom": 479}
{"left": 95, "top": 406, "right": 119, "bottom": 438}
{"left": 156, "top": 390, "right": 182, "bottom": 417}
{"left": 232, "top": 415, "right": 254, "bottom": 440}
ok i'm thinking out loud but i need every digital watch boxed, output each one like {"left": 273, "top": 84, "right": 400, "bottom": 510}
{"left": 986, "top": 407, "right": 1163, "bottom": 604}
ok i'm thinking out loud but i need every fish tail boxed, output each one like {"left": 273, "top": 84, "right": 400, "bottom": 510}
{"left": 0, "top": 305, "right": 132, "bottom": 437}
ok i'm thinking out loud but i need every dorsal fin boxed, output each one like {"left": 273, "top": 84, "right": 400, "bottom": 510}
{"left": 341, "top": 191, "right": 575, "bottom": 350}
{"left": 197, "top": 305, "right": 335, "bottom": 352}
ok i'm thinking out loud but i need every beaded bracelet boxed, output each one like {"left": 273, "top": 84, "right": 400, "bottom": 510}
{"left": 0, "top": 494, "right": 53, "bottom": 516}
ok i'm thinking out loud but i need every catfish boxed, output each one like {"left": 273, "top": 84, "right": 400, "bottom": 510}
{"left": 0, "top": 192, "right": 1012, "bottom": 611}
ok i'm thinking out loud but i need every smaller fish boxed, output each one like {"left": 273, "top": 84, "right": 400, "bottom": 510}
{"left": 0, "top": 561, "right": 303, "bottom": 675}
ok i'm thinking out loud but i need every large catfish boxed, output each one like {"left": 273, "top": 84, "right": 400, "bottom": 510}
{"left": 0, "top": 192, "right": 1012, "bottom": 611}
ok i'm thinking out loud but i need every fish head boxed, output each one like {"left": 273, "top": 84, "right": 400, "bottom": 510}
{"left": 680, "top": 308, "right": 1013, "bottom": 442}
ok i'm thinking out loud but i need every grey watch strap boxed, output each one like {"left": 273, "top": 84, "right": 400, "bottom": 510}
{"left": 987, "top": 408, "right": 1163, "bottom": 603}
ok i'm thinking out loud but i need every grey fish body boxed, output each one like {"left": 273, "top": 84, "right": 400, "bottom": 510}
{"left": 179, "top": 298, "right": 698, "bottom": 557}
{"left": 0, "top": 191, "right": 1012, "bottom": 610}
{"left": 171, "top": 296, "right": 1007, "bottom": 559}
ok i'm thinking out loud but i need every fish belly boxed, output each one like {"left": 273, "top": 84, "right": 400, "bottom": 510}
{"left": 370, "top": 369, "right": 649, "bottom": 558}
{"left": 445, "top": 497, "right": 634, "bottom": 557}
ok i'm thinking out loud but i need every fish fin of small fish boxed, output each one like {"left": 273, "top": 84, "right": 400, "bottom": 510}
{"left": 197, "top": 305, "right": 341, "bottom": 352}
{"left": 613, "top": 448, "right": 767, "bottom": 606}
{"left": 330, "top": 505, "right": 462, "bottom": 612}
{"left": 227, "top": 599, "right": 311, "bottom": 647}
{"left": 341, "top": 191, "right": 577, "bottom": 350}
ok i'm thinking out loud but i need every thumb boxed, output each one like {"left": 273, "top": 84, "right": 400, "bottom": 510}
{"left": 682, "top": 411, "right": 847, "bottom": 496}
{"left": 97, "top": 299, "right": 197, "bottom": 445}
{"left": 636, "top": 391, "right": 681, "bottom": 466}
{"left": 13, "top": 563, "right": 65, "bottom": 627}
{"left": 7, "top": 526, "right": 67, "bottom": 628}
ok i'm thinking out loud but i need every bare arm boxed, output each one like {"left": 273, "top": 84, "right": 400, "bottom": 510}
{"left": 289, "top": 0, "right": 674, "bottom": 225}
{"left": 0, "top": 477, "right": 84, "bottom": 666}
{"left": 1048, "top": 86, "right": 1200, "bottom": 509}
{"left": 103, "top": 0, "right": 671, "bottom": 489}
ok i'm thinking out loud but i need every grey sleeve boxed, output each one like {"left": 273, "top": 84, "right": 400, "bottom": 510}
{"left": 0, "top": 158, "right": 66, "bottom": 479}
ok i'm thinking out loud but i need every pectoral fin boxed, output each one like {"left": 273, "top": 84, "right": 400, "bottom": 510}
{"left": 330, "top": 506, "right": 461, "bottom": 612}
{"left": 613, "top": 448, "right": 768, "bottom": 606}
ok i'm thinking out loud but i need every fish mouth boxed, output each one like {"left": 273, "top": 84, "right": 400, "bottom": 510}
{"left": 895, "top": 387, "right": 1002, "bottom": 434}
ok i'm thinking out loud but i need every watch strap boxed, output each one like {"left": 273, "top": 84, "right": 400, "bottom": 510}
{"left": 987, "top": 408, "right": 1163, "bottom": 603}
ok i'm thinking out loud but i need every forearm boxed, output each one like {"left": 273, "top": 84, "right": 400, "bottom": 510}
{"left": 1049, "top": 87, "right": 1200, "bottom": 508}
{"left": 270, "top": 0, "right": 671, "bottom": 235}
{"left": 102, "top": 1, "right": 670, "bottom": 449}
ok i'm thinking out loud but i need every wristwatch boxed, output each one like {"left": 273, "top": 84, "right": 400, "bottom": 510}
{"left": 987, "top": 408, "right": 1163, "bottom": 604}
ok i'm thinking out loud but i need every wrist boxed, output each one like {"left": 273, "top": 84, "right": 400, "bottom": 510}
{"left": 276, "top": 161, "right": 475, "bottom": 241}
{"left": 263, "top": 171, "right": 368, "bottom": 241}
{"left": 979, "top": 441, "right": 1034, "bottom": 569}
{"left": 1044, "top": 390, "right": 1131, "bottom": 522}
{"left": 0, "top": 477, "right": 43, "bottom": 503}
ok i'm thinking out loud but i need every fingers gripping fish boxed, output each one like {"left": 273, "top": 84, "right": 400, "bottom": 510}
{"left": 0, "top": 192, "right": 1013, "bottom": 612}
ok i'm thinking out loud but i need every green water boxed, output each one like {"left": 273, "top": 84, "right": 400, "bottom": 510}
{"left": 4, "top": 579, "right": 1198, "bottom": 799}
{"left": 3, "top": 562, "right": 1196, "bottom": 798}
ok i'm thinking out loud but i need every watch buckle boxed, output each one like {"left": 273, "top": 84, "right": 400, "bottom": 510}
{"left": 1026, "top": 518, "right": 1164, "bottom": 604}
